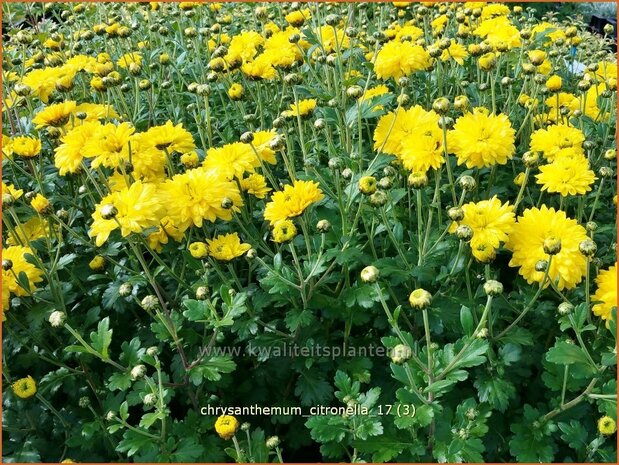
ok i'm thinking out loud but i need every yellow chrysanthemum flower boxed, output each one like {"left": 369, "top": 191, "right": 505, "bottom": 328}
{"left": 203, "top": 142, "right": 259, "bottom": 180}
{"left": 12, "top": 375, "right": 37, "bottom": 399}
{"left": 272, "top": 219, "right": 297, "bottom": 243}
{"left": 31, "top": 194, "right": 51, "bottom": 214}
{"left": 7, "top": 217, "right": 52, "bottom": 246}
{"left": 11, "top": 136, "right": 42, "bottom": 158}
{"left": 374, "top": 40, "right": 431, "bottom": 80}
{"left": 207, "top": 233, "right": 251, "bottom": 262}
{"left": 117, "top": 52, "right": 142, "bottom": 69}
{"left": 240, "top": 174, "right": 272, "bottom": 199}
{"left": 189, "top": 242, "right": 209, "bottom": 259}
{"left": 282, "top": 99, "right": 317, "bottom": 118}
{"left": 529, "top": 124, "right": 585, "bottom": 161}
{"left": 447, "top": 109, "right": 515, "bottom": 169}
{"left": 2, "top": 246, "right": 44, "bottom": 297}
{"left": 32, "top": 101, "right": 77, "bottom": 128}
{"left": 89, "top": 181, "right": 165, "bottom": 247}
{"left": 440, "top": 41, "right": 468, "bottom": 65}
{"left": 163, "top": 168, "right": 243, "bottom": 231}
{"left": 374, "top": 106, "right": 442, "bottom": 166}
{"left": 214, "top": 415, "right": 239, "bottom": 440}
{"left": 507, "top": 206, "right": 588, "bottom": 290}
{"left": 264, "top": 180, "right": 324, "bottom": 225}
{"left": 536, "top": 155, "right": 597, "bottom": 196}
{"left": 82, "top": 122, "right": 135, "bottom": 169}
{"left": 592, "top": 264, "right": 617, "bottom": 323}
{"left": 55, "top": 121, "right": 102, "bottom": 175}
{"left": 455, "top": 196, "right": 516, "bottom": 262}
{"left": 2, "top": 182, "right": 23, "bottom": 202}
{"left": 147, "top": 217, "right": 185, "bottom": 253}
{"left": 144, "top": 121, "right": 196, "bottom": 154}
{"left": 250, "top": 130, "right": 278, "bottom": 164}
{"left": 598, "top": 416, "right": 617, "bottom": 436}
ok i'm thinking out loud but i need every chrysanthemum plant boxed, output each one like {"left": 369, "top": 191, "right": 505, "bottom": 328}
{"left": 1, "top": 1, "right": 617, "bottom": 463}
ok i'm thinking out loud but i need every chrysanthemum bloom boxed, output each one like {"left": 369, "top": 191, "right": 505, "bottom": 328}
{"left": 2, "top": 246, "right": 44, "bottom": 297}
{"left": 447, "top": 108, "right": 515, "bottom": 169}
{"left": 83, "top": 122, "right": 136, "bottom": 169}
{"left": 240, "top": 173, "right": 272, "bottom": 199}
{"left": 32, "top": 101, "right": 78, "bottom": 128}
{"left": 264, "top": 180, "right": 324, "bottom": 225}
{"left": 282, "top": 99, "right": 317, "bottom": 118}
{"left": 374, "top": 40, "right": 431, "bottom": 80}
{"left": 452, "top": 196, "right": 516, "bottom": 262}
{"left": 116, "top": 52, "right": 142, "bottom": 69}
{"left": 250, "top": 130, "right": 278, "bottom": 164}
{"left": 215, "top": 415, "right": 239, "bottom": 440}
{"left": 440, "top": 41, "right": 469, "bottom": 65}
{"left": 536, "top": 155, "right": 597, "bottom": 196}
{"left": 2, "top": 182, "right": 23, "bottom": 201}
{"left": 591, "top": 264, "right": 617, "bottom": 323}
{"left": 473, "top": 15, "right": 521, "bottom": 49}
{"left": 89, "top": 255, "right": 106, "bottom": 271}
{"left": 507, "top": 206, "right": 588, "bottom": 290}
{"left": 409, "top": 289, "right": 432, "bottom": 309}
{"left": 272, "top": 219, "right": 297, "bottom": 243}
{"left": 285, "top": 9, "right": 310, "bottom": 27}
{"left": 126, "top": 133, "right": 168, "bottom": 182}
{"left": 31, "top": 193, "right": 51, "bottom": 214}
{"left": 11, "top": 136, "right": 41, "bottom": 158}
{"left": 144, "top": 121, "right": 196, "bottom": 154}
{"left": 12, "top": 375, "right": 37, "bottom": 399}
{"left": 189, "top": 242, "right": 208, "bottom": 259}
{"left": 374, "top": 105, "right": 444, "bottom": 172}
{"left": 225, "top": 31, "right": 264, "bottom": 64}
{"left": 147, "top": 216, "right": 185, "bottom": 253}
{"left": 7, "top": 217, "right": 52, "bottom": 246}
{"left": 54, "top": 121, "right": 102, "bottom": 175}
{"left": 359, "top": 85, "right": 391, "bottom": 111}
{"left": 529, "top": 124, "right": 585, "bottom": 161}
{"left": 598, "top": 416, "right": 617, "bottom": 436}
{"left": 89, "top": 181, "right": 165, "bottom": 246}
{"left": 163, "top": 168, "right": 243, "bottom": 231}
{"left": 228, "top": 83, "right": 244, "bottom": 100}
{"left": 207, "top": 233, "right": 251, "bottom": 262}
{"left": 203, "top": 142, "right": 259, "bottom": 180}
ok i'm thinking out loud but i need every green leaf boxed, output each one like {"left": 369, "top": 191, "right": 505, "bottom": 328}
{"left": 171, "top": 437, "right": 204, "bottom": 462}
{"left": 295, "top": 371, "right": 333, "bottom": 406}
{"left": 108, "top": 372, "right": 133, "bottom": 391}
{"left": 546, "top": 341, "right": 597, "bottom": 374}
{"left": 90, "top": 317, "right": 113, "bottom": 359}
{"left": 305, "top": 415, "right": 348, "bottom": 442}
{"left": 119, "top": 401, "right": 129, "bottom": 421}
{"left": 474, "top": 372, "right": 516, "bottom": 412}
{"left": 558, "top": 420, "right": 588, "bottom": 451}
{"left": 182, "top": 299, "right": 210, "bottom": 322}
{"left": 460, "top": 306, "right": 474, "bottom": 336}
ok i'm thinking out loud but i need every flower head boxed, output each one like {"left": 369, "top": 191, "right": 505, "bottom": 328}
{"left": 12, "top": 375, "right": 37, "bottom": 399}
{"left": 282, "top": 99, "right": 316, "bottom": 118}
{"left": 529, "top": 124, "right": 585, "bottom": 161}
{"left": 453, "top": 197, "right": 515, "bottom": 262}
{"left": 163, "top": 168, "right": 242, "bottom": 231}
{"left": 264, "top": 180, "right": 324, "bottom": 225}
{"left": 507, "top": 206, "right": 588, "bottom": 290}
{"left": 592, "top": 264, "right": 617, "bottom": 323}
{"left": 409, "top": 289, "right": 432, "bottom": 309}
{"left": 448, "top": 109, "right": 515, "bottom": 169}
{"left": 11, "top": 136, "right": 41, "bottom": 158}
{"left": 374, "top": 40, "right": 431, "bottom": 80}
{"left": 207, "top": 233, "right": 251, "bottom": 261}
{"left": 215, "top": 415, "right": 239, "bottom": 440}
{"left": 272, "top": 219, "right": 297, "bottom": 243}
{"left": 189, "top": 242, "right": 209, "bottom": 259}
{"left": 90, "top": 181, "right": 165, "bottom": 246}
{"left": 32, "top": 101, "right": 77, "bottom": 128}
{"left": 536, "top": 155, "right": 596, "bottom": 196}
{"left": 598, "top": 416, "right": 617, "bottom": 436}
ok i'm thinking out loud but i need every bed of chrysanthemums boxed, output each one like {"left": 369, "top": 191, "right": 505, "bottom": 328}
{"left": 1, "top": 1, "right": 617, "bottom": 463}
